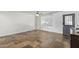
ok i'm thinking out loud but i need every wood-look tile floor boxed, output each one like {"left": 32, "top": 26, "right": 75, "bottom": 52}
{"left": 0, "top": 30, "right": 70, "bottom": 48}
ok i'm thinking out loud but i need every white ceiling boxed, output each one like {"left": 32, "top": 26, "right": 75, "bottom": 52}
{"left": 0, "top": 11, "right": 61, "bottom": 16}
{"left": 8, "top": 11, "right": 60, "bottom": 15}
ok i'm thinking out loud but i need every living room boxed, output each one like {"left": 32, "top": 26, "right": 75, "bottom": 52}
{"left": 0, "top": 11, "right": 79, "bottom": 48}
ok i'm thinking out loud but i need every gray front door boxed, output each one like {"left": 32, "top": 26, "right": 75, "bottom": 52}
{"left": 63, "top": 14, "right": 75, "bottom": 36}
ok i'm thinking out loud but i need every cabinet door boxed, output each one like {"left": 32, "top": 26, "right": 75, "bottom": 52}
{"left": 71, "top": 35, "right": 79, "bottom": 48}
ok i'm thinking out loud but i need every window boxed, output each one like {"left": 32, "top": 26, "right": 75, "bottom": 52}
{"left": 65, "top": 16, "right": 72, "bottom": 25}
{"left": 41, "top": 16, "right": 53, "bottom": 27}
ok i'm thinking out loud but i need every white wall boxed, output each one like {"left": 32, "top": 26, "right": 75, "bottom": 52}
{"left": 0, "top": 11, "right": 35, "bottom": 36}
{"left": 0, "top": 11, "right": 79, "bottom": 36}
{"left": 41, "top": 11, "right": 79, "bottom": 34}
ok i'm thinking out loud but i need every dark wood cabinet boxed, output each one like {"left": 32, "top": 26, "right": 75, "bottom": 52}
{"left": 71, "top": 34, "right": 79, "bottom": 48}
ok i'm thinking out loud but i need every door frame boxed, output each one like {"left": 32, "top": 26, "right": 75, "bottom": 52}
{"left": 63, "top": 13, "right": 75, "bottom": 36}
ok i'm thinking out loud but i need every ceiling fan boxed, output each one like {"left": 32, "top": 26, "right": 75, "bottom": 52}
{"left": 35, "top": 11, "right": 40, "bottom": 16}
